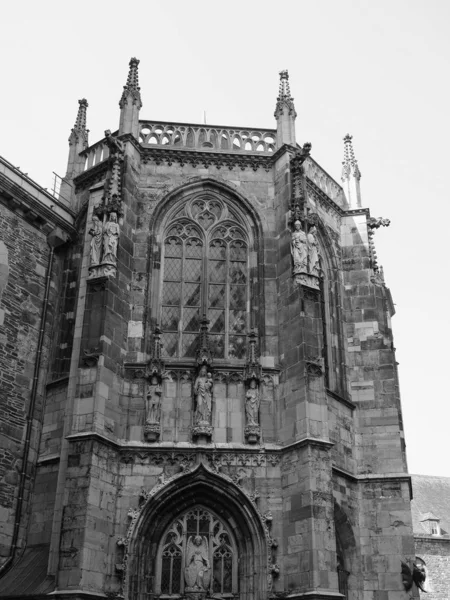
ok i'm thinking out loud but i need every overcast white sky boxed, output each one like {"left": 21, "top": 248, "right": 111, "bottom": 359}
{"left": 1, "top": 0, "right": 449, "bottom": 476}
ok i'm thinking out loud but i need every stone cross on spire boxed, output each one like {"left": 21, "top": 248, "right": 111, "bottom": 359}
{"left": 341, "top": 134, "right": 362, "bottom": 209}
{"left": 119, "top": 57, "right": 142, "bottom": 138}
{"left": 274, "top": 70, "right": 296, "bottom": 147}
{"left": 69, "top": 99, "right": 89, "bottom": 147}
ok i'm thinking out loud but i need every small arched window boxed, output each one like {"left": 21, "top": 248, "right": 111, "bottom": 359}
{"left": 156, "top": 506, "right": 238, "bottom": 597}
{"left": 160, "top": 195, "right": 250, "bottom": 360}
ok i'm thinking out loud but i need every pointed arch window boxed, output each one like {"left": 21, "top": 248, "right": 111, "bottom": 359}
{"left": 161, "top": 196, "right": 249, "bottom": 360}
{"left": 157, "top": 506, "right": 238, "bottom": 597}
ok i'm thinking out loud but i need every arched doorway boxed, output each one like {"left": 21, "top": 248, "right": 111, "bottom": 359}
{"left": 126, "top": 465, "right": 268, "bottom": 600}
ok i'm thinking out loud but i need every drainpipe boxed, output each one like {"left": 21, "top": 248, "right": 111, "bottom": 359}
{"left": 0, "top": 227, "right": 69, "bottom": 577}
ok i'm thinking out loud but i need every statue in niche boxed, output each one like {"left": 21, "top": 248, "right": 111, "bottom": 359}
{"left": 103, "top": 212, "right": 120, "bottom": 264}
{"left": 307, "top": 225, "right": 321, "bottom": 277}
{"left": 145, "top": 375, "right": 162, "bottom": 424}
{"left": 89, "top": 214, "right": 103, "bottom": 266}
{"left": 291, "top": 220, "right": 308, "bottom": 274}
{"left": 245, "top": 378, "right": 260, "bottom": 427}
{"left": 185, "top": 535, "right": 210, "bottom": 591}
{"left": 193, "top": 365, "right": 213, "bottom": 425}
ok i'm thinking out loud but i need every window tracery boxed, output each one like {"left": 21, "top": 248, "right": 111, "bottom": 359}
{"left": 161, "top": 196, "right": 249, "bottom": 360}
{"left": 157, "top": 506, "right": 237, "bottom": 597}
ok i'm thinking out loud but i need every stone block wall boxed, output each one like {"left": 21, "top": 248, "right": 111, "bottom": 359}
{"left": 415, "top": 537, "right": 450, "bottom": 599}
{"left": 0, "top": 201, "right": 58, "bottom": 563}
{"left": 341, "top": 214, "right": 407, "bottom": 476}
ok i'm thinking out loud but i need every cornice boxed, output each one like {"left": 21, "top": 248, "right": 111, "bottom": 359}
{"left": 73, "top": 161, "right": 109, "bottom": 191}
{"left": 141, "top": 146, "right": 273, "bottom": 172}
{"left": 0, "top": 171, "right": 76, "bottom": 237}
{"left": 332, "top": 466, "right": 413, "bottom": 498}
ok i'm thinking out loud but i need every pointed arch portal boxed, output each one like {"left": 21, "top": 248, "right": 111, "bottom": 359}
{"left": 126, "top": 465, "right": 268, "bottom": 600}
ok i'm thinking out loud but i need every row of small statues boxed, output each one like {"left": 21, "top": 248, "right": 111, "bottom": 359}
{"left": 291, "top": 220, "right": 321, "bottom": 277}
{"left": 89, "top": 211, "right": 120, "bottom": 266}
{"left": 145, "top": 365, "right": 260, "bottom": 430}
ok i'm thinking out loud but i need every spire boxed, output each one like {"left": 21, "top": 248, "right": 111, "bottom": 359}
{"left": 274, "top": 70, "right": 296, "bottom": 147}
{"left": 63, "top": 99, "right": 89, "bottom": 203}
{"left": 341, "top": 134, "right": 362, "bottom": 208}
{"left": 119, "top": 57, "right": 142, "bottom": 138}
{"left": 68, "top": 99, "right": 89, "bottom": 147}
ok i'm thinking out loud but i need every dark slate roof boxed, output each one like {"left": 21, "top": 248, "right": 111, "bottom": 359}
{"left": 411, "top": 474, "right": 450, "bottom": 536}
{"left": 0, "top": 544, "right": 55, "bottom": 597}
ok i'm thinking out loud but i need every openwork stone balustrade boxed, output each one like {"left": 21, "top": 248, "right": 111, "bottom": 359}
{"left": 138, "top": 121, "right": 277, "bottom": 153}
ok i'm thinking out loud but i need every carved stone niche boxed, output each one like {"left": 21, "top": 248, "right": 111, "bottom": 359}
{"left": 144, "top": 372, "right": 163, "bottom": 442}
{"left": 243, "top": 331, "right": 262, "bottom": 444}
{"left": 192, "top": 363, "right": 214, "bottom": 445}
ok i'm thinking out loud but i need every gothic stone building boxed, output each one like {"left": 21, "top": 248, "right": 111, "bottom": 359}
{"left": 0, "top": 59, "right": 419, "bottom": 600}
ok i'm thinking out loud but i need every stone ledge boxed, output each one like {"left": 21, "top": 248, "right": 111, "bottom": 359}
{"left": 326, "top": 389, "right": 356, "bottom": 411}
{"left": 37, "top": 454, "right": 61, "bottom": 465}
{"left": 332, "top": 467, "right": 412, "bottom": 497}
{"left": 47, "top": 591, "right": 107, "bottom": 598}
{"left": 414, "top": 534, "right": 450, "bottom": 543}
{"left": 286, "top": 590, "right": 344, "bottom": 600}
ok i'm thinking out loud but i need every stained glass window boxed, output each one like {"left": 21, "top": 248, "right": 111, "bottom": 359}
{"left": 157, "top": 507, "right": 237, "bottom": 597}
{"left": 161, "top": 197, "right": 249, "bottom": 359}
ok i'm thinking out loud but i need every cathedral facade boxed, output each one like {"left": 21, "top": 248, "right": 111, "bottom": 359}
{"left": 0, "top": 59, "right": 419, "bottom": 600}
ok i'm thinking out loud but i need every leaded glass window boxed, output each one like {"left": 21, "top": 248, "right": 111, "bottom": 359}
{"left": 160, "top": 196, "right": 249, "bottom": 360}
{"left": 157, "top": 507, "right": 237, "bottom": 597}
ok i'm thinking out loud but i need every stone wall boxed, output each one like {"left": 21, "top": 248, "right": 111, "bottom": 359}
{"left": 0, "top": 200, "right": 56, "bottom": 562}
{"left": 415, "top": 537, "right": 450, "bottom": 599}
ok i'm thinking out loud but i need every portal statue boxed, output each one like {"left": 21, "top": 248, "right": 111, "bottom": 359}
{"left": 245, "top": 378, "right": 260, "bottom": 427}
{"left": 307, "top": 225, "right": 321, "bottom": 277}
{"left": 193, "top": 365, "right": 213, "bottom": 425}
{"left": 146, "top": 375, "right": 162, "bottom": 424}
{"left": 89, "top": 215, "right": 103, "bottom": 266}
{"left": 185, "top": 535, "right": 210, "bottom": 591}
{"left": 103, "top": 212, "right": 120, "bottom": 264}
{"left": 291, "top": 220, "right": 308, "bottom": 274}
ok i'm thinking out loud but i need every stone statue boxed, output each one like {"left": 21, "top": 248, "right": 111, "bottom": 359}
{"left": 307, "top": 225, "right": 321, "bottom": 277}
{"left": 193, "top": 365, "right": 213, "bottom": 425}
{"left": 184, "top": 535, "right": 210, "bottom": 591}
{"left": 89, "top": 215, "right": 103, "bottom": 266}
{"left": 146, "top": 376, "right": 162, "bottom": 424}
{"left": 103, "top": 212, "right": 120, "bottom": 264}
{"left": 245, "top": 378, "right": 260, "bottom": 426}
{"left": 291, "top": 220, "right": 308, "bottom": 274}
{"left": 104, "top": 129, "right": 124, "bottom": 157}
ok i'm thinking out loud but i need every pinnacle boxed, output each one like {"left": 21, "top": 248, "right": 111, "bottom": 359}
{"left": 74, "top": 98, "right": 88, "bottom": 131}
{"left": 125, "top": 57, "right": 140, "bottom": 91}
{"left": 341, "top": 133, "right": 361, "bottom": 180}
{"left": 278, "top": 70, "right": 292, "bottom": 100}
{"left": 119, "top": 57, "right": 142, "bottom": 109}
{"left": 274, "top": 69, "right": 296, "bottom": 119}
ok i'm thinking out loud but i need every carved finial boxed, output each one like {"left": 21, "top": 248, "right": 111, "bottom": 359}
{"left": 119, "top": 57, "right": 142, "bottom": 109}
{"left": 69, "top": 98, "right": 89, "bottom": 147}
{"left": 342, "top": 134, "right": 361, "bottom": 181}
{"left": 146, "top": 325, "right": 165, "bottom": 380}
{"left": 244, "top": 330, "right": 262, "bottom": 384}
{"left": 153, "top": 325, "right": 162, "bottom": 360}
{"left": 274, "top": 70, "right": 297, "bottom": 119}
{"left": 196, "top": 314, "right": 213, "bottom": 366}
{"left": 289, "top": 145, "right": 311, "bottom": 225}
{"left": 341, "top": 134, "right": 362, "bottom": 208}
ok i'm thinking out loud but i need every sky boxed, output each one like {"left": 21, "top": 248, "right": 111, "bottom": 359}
{"left": 1, "top": 0, "right": 449, "bottom": 476}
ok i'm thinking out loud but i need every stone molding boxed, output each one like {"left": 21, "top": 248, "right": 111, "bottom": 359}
{"left": 117, "top": 462, "right": 277, "bottom": 598}
{"left": 326, "top": 389, "right": 356, "bottom": 411}
{"left": 142, "top": 147, "right": 273, "bottom": 172}
{"left": 0, "top": 164, "right": 76, "bottom": 236}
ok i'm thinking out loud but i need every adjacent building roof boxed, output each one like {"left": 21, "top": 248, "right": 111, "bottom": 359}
{"left": 411, "top": 474, "right": 450, "bottom": 536}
